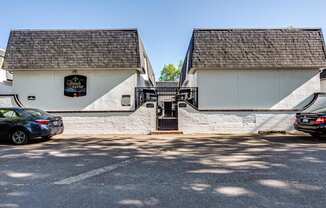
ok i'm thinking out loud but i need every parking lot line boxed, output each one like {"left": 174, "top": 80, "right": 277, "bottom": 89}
{"left": 53, "top": 159, "right": 134, "bottom": 185}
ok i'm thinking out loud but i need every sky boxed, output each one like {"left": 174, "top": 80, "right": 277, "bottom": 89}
{"left": 1, "top": 0, "right": 326, "bottom": 79}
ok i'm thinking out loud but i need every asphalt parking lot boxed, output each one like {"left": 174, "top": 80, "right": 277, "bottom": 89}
{"left": 1, "top": 134, "right": 326, "bottom": 208}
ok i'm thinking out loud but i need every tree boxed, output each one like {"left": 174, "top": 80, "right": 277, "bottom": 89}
{"left": 159, "top": 61, "right": 182, "bottom": 81}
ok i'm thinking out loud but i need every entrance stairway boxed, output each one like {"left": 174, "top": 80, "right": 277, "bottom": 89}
{"left": 150, "top": 130, "right": 183, "bottom": 135}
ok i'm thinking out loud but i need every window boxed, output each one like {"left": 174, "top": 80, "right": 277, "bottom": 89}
{"left": 24, "top": 109, "right": 50, "bottom": 117}
{"left": 0, "top": 110, "right": 19, "bottom": 119}
{"left": 121, "top": 95, "right": 131, "bottom": 106}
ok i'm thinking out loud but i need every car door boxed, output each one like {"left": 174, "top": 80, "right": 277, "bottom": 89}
{"left": 0, "top": 109, "right": 13, "bottom": 138}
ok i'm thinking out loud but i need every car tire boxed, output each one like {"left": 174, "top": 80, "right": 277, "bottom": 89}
{"left": 310, "top": 133, "right": 321, "bottom": 138}
{"left": 10, "top": 129, "right": 29, "bottom": 145}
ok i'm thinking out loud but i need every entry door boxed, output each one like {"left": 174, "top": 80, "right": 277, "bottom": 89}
{"left": 157, "top": 101, "right": 178, "bottom": 130}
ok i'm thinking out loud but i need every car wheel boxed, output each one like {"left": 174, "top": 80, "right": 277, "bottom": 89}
{"left": 11, "top": 129, "right": 29, "bottom": 145}
{"left": 310, "top": 133, "right": 321, "bottom": 138}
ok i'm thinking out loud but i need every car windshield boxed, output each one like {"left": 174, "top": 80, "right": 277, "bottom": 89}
{"left": 303, "top": 94, "right": 326, "bottom": 113}
{"left": 24, "top": 109, "right": 51, "bottom": 117}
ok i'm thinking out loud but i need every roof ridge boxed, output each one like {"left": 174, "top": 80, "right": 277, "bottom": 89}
{"left": 193, "top": 27, "right": 322, "bottom": 31}
{"left": 10, "top": 28, "right": 139, "bottom": 32}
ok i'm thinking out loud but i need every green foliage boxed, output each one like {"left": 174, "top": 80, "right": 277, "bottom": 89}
{"left": 159, "top": 61, "right": 183, "bottom": 81}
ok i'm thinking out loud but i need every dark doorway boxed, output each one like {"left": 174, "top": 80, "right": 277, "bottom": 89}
{"left": 157, "top": 102, "right": 178, "bottom": 130}
{"left": 156, "top": 88, "right": 178, "bottom": 131}
{"left": 164, "top": 102, "right": 175, "bottom": 117}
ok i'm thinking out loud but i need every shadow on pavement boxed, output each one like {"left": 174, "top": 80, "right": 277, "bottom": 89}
{"left": 1, "top": 134, "right": 326, "bottom": 207}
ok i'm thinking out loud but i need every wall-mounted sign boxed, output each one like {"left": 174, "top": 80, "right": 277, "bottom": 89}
{"left": 146, "top": 103, "right": 155, "bottom": 108}
{"left": 64, "top": 75, "right": 87, "bottom": 97}
{"left": 27, "top": 96, "right": 36, "bottom": 101}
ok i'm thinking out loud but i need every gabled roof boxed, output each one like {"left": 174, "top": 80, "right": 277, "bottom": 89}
{"left": 181, "top": 28, "right": 326, "bottom": 84}
{"left": 3, "top": 29, "right": 155, "bottom": 84}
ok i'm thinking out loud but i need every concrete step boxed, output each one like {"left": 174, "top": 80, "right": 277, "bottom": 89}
{"left": 150, "top": 130, "right": 183, "bottom": 135}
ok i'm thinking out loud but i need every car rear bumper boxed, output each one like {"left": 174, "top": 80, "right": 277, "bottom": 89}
{"left": 48, "top": 126, "right": 64, "bottom": 136}
{"left": 294, "top": 123, "right": 326, "bottom": 134}
{"left": 30, "top": 125, "right": 64, "bottom": 138}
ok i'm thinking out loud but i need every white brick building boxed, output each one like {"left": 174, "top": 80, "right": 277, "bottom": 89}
{"left": 3, "top": 29, "right": 155, "bottom": 111}
{"left": 2, "top": 28, "right": 326, "bottom": 134}
{"left": 0, "top": 49, "right": 12, "bottom": 94}
{"left": 2, "top": 29, "right": 157, "bottom": 134}
{"left": 178, "top": 28, "right": 326, "bottom": 133}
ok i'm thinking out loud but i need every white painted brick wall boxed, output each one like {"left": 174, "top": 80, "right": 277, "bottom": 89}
{"left": 196, "top": 69, "right": 320, "bottom": 110}
{"left": 178, "top": 103, "right": 296, "bottom": 134}
{"left": 321, "top": 79, "right": 326, "bottom": 92}
{"left": 0, "top": 82, "right": 12, "bottom": 94}
{"left": 0, "top": 96, "right": 16, "bottom": 107}
{"left": 53, "top": 102, "right": 156, "bottom": 134}
{"left": 14, "top": 69, "right": 138, "bottom": 111}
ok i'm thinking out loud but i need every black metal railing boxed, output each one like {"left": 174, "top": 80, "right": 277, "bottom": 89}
{"left": 177, "top": 87, "right": 198, "bottom": 108}
{"left": 135, "top": 87, "right": 198, "bottom": 109}
{"left": 135, "top": 87, "right": 156, "bottom": 109}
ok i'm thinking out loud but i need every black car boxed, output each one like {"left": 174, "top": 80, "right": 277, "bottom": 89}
{"left": 0, "top": 108, "right": 64, "bottom": 144}
{"left": 294, "top": 94, "right": 326, "bottom": 137}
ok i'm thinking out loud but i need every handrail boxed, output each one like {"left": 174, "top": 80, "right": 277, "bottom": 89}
{"left": 0, "top": 94, "right": 24, "bottom": 107}
{"left": 300, "top": 92, "right": 326, "bottom": 111}
{"left": 135, "top": 87, "right": 198, "bottom": 109}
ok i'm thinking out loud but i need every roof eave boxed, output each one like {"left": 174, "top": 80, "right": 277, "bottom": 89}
{"left": 193, "top": 27, "right": 323, "bottom": 32}
{"left": 3, "top": 67, "right": 143, "bottom": 72}
{"left": 189, "top": 65, "right": 326, "bottom": 73}
{"left": 11, "top": 28, "right": 139, "bottom": 32}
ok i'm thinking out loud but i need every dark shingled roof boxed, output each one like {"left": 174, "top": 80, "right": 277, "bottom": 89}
{"left": 181, "top": 28, "right": 326, "bottom": 84}
{"left": 3, "top": 29, "right": 155, "bottom": 85}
